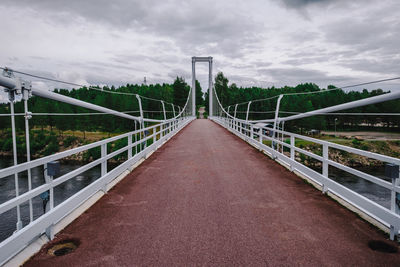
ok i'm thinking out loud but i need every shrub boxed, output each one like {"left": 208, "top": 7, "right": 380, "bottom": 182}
{"left": 352, "top": 139, "right": 361, "bottom": 146}
{"left": 45, "top": 133, "right": 57, "bottom": 144}
{"left": 2, "top": 138, "right": 13, "bottom": 151}
{"left": 64, "top": 136, "right": 78, "bottom": 147}
{"left": 83, "top": 147, "right": 101, "bottom": 161}
{"left": 43, "top": 141, "right": 59, "bottom": 156}
{"left": 114, "top": 138, "right": 128, "bottom": 151}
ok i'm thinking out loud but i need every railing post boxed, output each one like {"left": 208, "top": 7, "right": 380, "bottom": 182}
{"left": 161, "top": 101, "right": 166, "bottom": 121}
{"left": 387, "top": 164, "right": 400, "bottom": 240}
{"left": 290, "top": 135, "right": 295, "bottom": 171}
{"left": 9, "top": 99, "right": 22, "bottom": 231}
{"left": 172, "top": 103, "right": 176, "bottom": 118}
{"left": 101, "top": 143, "right": 107, "bottom": 177}
{"left": 281, "top": 121, "right": 285, "bottom": 154}
{"left": 23, "top": 87, "right": 34, "bottom": 223}
{"left": 234, "top": 104, "right": 238, "bottom": 130}
{"left": 44, "top": 163, "right": 54, "bottom": 239}
{"left": 273, "top": 94, "right": 284, "bottom": 151}
{"left": 134, "top": 121, "right": 138, "bottom": 155}
{"left": 250, "top": 124, "right": 254, "bottom": 140}
{"left": 322, "top": 144, "right": 329, "bottom": 193}
{"left": 128, "top": 134, "right": 132, "bottom": 159}
{"left": 135, "top": 94, "right": 145, "bottom": 150}
{"left": 246, "top": 101, "right": 252, "bottom": 122}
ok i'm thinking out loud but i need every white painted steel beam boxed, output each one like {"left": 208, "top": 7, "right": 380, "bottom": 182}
{"left": 279, "top": 90, "right": 400, "bottom": 122}
{"left": 0, "top": 75, "right": 17, "bottom": 89}
{"left": 192, "top": 58, "right": 196, "bottom": 116}
{"left": 33, "top": 88, "right": 141, "bottom": 122}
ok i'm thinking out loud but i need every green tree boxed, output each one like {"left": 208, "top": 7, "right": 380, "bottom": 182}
{"left": 214, "top": 72, "right": 229, "bottom": 107}
{"left": 173, "top": 77, "right": 189, "bottom": 108}
{"left": 195, "top": 80, "right": 204, "bottom": 107}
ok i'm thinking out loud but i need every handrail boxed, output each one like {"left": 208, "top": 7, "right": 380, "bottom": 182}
{"left": 0, "top": 116, "right": 194, "bottom": 265}
{"left": 211, "top": 116, "right": 400, "bottom": 241}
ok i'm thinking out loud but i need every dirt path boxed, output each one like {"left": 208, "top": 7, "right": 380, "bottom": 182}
{"left": 322, "top": 130, "right": 400, "bottom": 140}
{"left": 26, "top": 120, "right": 400, "bottom": 266}
{"left": 198, "top": 106, "right": 205, "bottom": 119}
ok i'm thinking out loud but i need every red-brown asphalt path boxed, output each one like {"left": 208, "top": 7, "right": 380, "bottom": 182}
{"left": 26, "top": 119, "right": 400, "bottom": 266}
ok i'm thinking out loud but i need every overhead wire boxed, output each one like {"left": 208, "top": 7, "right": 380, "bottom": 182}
{"left": 224, "top": 76, "right": 400, "bottom": 108}
{"left": 0, "top": 110, "right": 176, "bottom": 117}
{"left": 0, "top": 66, "right": 182, "bottom": 109}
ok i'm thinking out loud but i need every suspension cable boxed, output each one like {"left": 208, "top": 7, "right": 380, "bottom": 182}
{"left": 224, "top": 76, "right": 400, "bottom": 108}
{"left": 0, "top": 67, "right": 182, "bottom": 108}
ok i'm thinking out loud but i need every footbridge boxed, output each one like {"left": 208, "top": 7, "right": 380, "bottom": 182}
{"left": 0, "top": 57, "right": 400, "bottom": 266}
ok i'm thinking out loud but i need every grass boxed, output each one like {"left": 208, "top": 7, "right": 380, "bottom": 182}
{"left": 262, "top": 133, "right": 400, "bottom": 159}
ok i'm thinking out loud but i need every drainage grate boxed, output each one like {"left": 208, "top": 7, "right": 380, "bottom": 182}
{"left": 48, "top": 239, "right": 79, "bottom": 256}
{"left": 368, "top": 240, "right": 398, "bottom": 253}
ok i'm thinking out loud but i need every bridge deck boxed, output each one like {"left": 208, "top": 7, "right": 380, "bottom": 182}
{"left": 26, "top": 119, "right": 399, "bottom": 266}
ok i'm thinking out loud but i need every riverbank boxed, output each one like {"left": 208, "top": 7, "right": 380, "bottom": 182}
{"left": 263, "top": 134, "right": 400, "bottom": 167}
{"left": 0, "top": 128, "right": 128, "bottom": 165}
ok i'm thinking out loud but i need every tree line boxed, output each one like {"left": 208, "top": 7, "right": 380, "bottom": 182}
{"left": 206, "top": 72, "right": 400, "bottom": 132}
{"left": 0, "top": 73, "right": 398, "bottom": 136}
{"left": 0, "top": 77, "right": 203, "bottom": 135}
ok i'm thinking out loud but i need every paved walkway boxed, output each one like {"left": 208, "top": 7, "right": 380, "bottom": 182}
{"left": 26, "top": 119, "right": 400, "bottom": 266}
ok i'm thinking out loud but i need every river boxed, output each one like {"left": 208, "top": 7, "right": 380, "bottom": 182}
{"left": 0, "top": 158, "right": 392, "bottom": 243}
{"left": 0, "top": 158, "right": 102, "bottom": 242}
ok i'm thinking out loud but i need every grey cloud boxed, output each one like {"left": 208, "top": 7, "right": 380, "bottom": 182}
{"left": 282, "top": 55, "right": 328, "bottom": 65}
{"left": 249, "top": 61, "right": 273, "bottom": 68}
{"left": 338, "top": 58, "right": 400, "bottom": 76}
{"left": 257, "top": 67, "right": 352, "bottom": 86}
{"left": 0, "top": 0, "right": 261, "bottom": 60}
{"left": 321, "top": 12, "right": 400, "bottom": 76}
{"left": 278, "top": 0, "right": 336, "bottom": 8}
{"left": 167, "top": 68, "right": 191, "bottom": 80}
{"left": 1, "top": 0, "right": 149, "bottom": 27}
{"left": 1, "top": 0, "right": 398, "bottom": 91}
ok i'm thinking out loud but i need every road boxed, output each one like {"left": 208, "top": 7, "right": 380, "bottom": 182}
{"left": 25, "top": 119, "right": 400, "bottom": 266}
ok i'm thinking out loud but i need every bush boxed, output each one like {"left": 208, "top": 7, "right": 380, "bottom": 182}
{"left": 352, "top": 139, "right": 361, "bottom": 146}
{"left": 114, "top": 138, "right": 128, "bottom": 151}
{"left": 64, "top": 136, "right": 78, "bottom": 147}
{"left": 2, "top": 138, "right": 13, "bottom": 151}
{"left": 43, "top": 141, "right": 59, "bottom": 156}
{"left": 83, "top": 147, "right": 101, "bottom": 161}
{"left": 45, "top": 133, "right": 57, "bottom": 144}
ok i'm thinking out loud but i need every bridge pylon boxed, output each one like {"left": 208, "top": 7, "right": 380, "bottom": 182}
{"left": 191, "top": 56, "right": 213, "bottom": 117}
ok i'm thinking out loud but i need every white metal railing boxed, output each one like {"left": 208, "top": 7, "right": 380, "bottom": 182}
{"left": 0, "top": 116, "right": 194, "bottom": 265}
{"left": 211, "top": 116, "right": 400, "bottom": 240}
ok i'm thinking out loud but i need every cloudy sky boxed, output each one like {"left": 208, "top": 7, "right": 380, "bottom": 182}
{"left": 0, "top": 0, "right": 399, "bottom": 96}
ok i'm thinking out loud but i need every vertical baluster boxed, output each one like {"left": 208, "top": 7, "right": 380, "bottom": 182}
{"left": 10, "top": 101, "right": 22, "bottom": 231}
{"left": 101, "top": 143, "right": 107, "bottom": 177}
{"left": 322, "top": 144, "right": 329, "bottom": 193}
{"left": 128, "top": 134, "right": 132, "bottom": 159}
{"left": 24, "top": 98, "right": 33, "bottom": 223}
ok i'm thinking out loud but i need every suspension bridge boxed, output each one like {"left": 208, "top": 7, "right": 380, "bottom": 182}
{"left": 0, "top": 57, "right": 399, "bottom": 266}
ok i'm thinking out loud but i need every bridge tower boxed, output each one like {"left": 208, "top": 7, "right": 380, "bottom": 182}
{"left": 191, "top": 56, "right": 213, "bottom": 116}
